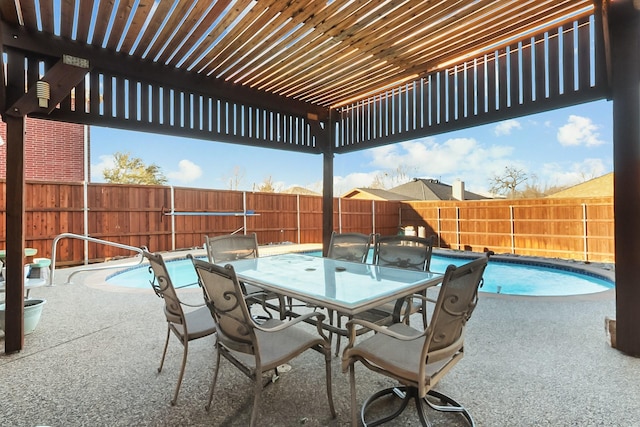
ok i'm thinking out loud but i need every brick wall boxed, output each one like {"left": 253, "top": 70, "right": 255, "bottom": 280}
{"left": 0, "top": 118, "right": 85, "bottom": 181}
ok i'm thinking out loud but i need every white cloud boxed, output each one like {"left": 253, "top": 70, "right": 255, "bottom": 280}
{"left": 540, "top": 158, "right": 609, "bottom": 187}
{"left": 167, "top": 159, "right": 202, "bottom": 183}
{"left": 361, "top": 136, "right": 516, "bottom": 193}
{"left": 557, "top": 115, "right": 605, "bottom": 147}
{"left": 333, "top": 172, "right": 380, "bottom": 195}
{"left": 494, "top": 119, "right": 522, "bottom": 136}
{"left": 90, "top": 154, "right": 115, "bottom": 182}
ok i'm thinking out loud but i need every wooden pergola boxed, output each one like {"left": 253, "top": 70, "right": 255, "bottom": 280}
{"left": 1, "top": 0, "right": 639, "bottom": 356}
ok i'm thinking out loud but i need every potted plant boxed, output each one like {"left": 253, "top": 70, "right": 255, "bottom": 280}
{"left": 0, "top": 298, "right": 46, "bottom": 335}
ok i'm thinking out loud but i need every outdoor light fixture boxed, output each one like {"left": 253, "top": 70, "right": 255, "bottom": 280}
{"left": 36, "top": 80, "right": 50, "bottom": 108}
{"left": 63, "top": 54, "right": 89, "bottom": 68}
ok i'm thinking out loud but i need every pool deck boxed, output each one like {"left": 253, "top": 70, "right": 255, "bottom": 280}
{"left": 1, "top": 245, "right": 638, "bottom": 426}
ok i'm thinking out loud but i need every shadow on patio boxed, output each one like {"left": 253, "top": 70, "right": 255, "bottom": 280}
{"left": 1, "top": 254, "right": 638, "bottom": 426}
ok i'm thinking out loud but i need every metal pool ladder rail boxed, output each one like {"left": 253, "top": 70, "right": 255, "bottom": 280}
{"left": 49, "top": 233, "right": 147, "bottom": 285}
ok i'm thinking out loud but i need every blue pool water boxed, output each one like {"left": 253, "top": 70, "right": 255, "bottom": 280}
{"left": 106, "top": 252, "right": 614, "bottom": 296}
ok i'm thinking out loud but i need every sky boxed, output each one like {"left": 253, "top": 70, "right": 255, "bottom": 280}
{"left": 90, "top": 99, "right": 613, "bottom": 197}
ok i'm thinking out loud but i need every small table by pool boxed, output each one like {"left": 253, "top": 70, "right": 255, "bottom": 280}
{"left": 0, "top": 278, "right": 47, "bottom": 299}
{"left": 0, "top": 248, "right": 38, "bottom": 266}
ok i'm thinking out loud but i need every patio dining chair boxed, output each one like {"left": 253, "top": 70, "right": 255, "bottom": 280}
{"left": 143, "top": 251, "right": 217, "bottom": 406}
{"left": 373, "top": 234, "right": 436, "bottom": 327}
{"left": 189, "top": 256, "right": 336, "bottom": 426}
{"left": 327, "top": 231, "right": 372, "bottom": 263}
{"left": 204, "top": 233, "right": 285, "bottom": 319}
{"left": 342, "top": 252, "right": 490, "bottom": 426}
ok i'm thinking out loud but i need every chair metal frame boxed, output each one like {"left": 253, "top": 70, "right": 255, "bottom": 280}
{"left": 190, "top": 255, "right": 336, "bottom": 426}
{"left": 144, "top": 251, "right": 217, "bottom": 406}
{"left": 342, "top": 252, "right": 491, "bottom": 426}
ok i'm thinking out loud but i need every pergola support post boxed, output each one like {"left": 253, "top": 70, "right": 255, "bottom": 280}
{"left": 4, "top": 114, "right": 26, "bottom": 353}
{"left": 610, "top": 0, "right": 640, "bottom": 357}
{"left": 312, "top": 111, "right": 334, "bottom": 256}
{"left": 322, "top": 149, "right": 334, "bottom": 257}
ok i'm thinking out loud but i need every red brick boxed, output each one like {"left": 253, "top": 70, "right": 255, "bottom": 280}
{"left": 0, "top": 118, "right": 85, "bottom": 181}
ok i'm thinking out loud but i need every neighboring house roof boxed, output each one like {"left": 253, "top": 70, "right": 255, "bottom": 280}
{"left": 341, "top": 188, "right": 412, "bottom": 200}
{"left": 547, "top": 173, "right": 613, "bottom": 198}
{"left": 342, "top": 178, "right": 488, "bottom": 201}
{"left": 281, "top": 186, "right": 321, "bottom": 196}
{"left": 389, "top": 178, "right": 488, "bottom": 201}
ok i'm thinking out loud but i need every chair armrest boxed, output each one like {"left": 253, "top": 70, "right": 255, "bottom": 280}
{"left": 179, "top": 300, "right": 206, "bottom": 308}
{"left": 253, "top": 311, "right": 326, "bottom": 333}
{"left": 244, "top": 291, "right": 270, "bottom": 300}
{"left": 176, "top": 289, "right": 207, "bottom": 308}
{"left": 411, "top": 293, "right": 438, "bottom": 304}
{"left": 344, "top": 318, "right": 422, "bottom": 342}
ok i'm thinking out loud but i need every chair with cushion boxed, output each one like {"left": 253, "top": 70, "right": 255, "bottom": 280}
{"left": 342, "top": 252, "right": 490, "bottom": 426}
{"left": 204, "top": 233, "right": 285, "bottom": 319}
{"left": 189, "top": 255, "right": 336, "bottom": 426}
{"left": 144, "top": 251, "right": 217, "bottom": 406}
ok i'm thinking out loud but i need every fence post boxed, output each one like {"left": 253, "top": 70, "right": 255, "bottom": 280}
{"left": 456, "top": 207, "right": 460, "bottom": 250}
{"left": 170, "top": 186, "right": 176, "bottom": 251}
{"left": 372, "top": 200, "right": 376, "bottom": 234}
{"left": 436, "top": 207, "right": 441, "bottom": 247}
{"left": 510, "top": 205, "right": 515, "bottom": 254}
{"left": 338, "top": 198, "right": 342, "bottom": 233}
{"left": 297, "top": 194, "right": 301, "bottom": 244}
{"left": 243, "top": 191, "right": 248, "bottom": 235}
{"left": 582, "top": 203, "right": 588, "bottom": 262}
{"left": 83, "top": 125, "right": 89, "bottom": 265}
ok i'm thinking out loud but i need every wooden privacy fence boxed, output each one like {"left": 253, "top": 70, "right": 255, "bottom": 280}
{"left": 0, "top": 180, "right": 400, "bottom": 265}
{"left": 0, "top": 180, "right": 614, "bottom": 265}
{"left": 400, "top": 198, "right": 614, "bottom": 262}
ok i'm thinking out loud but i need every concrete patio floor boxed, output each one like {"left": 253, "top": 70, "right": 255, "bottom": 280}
{"left": 1, "top": 248, "right": 639, "bottom": 426}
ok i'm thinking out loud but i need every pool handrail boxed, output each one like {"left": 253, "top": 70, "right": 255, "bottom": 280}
{"left": 50, "top": 233, "right": 147, "bottom": 285}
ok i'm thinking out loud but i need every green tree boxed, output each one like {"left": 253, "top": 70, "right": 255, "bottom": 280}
{"left": 103, "top": 152, "right": 167, "bottom": 185}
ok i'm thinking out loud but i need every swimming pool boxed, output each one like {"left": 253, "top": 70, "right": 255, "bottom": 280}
{"left": 106, "top": 251, "right": 614, "bottom": 296}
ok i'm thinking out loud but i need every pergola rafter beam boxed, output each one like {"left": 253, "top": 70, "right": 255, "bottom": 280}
{"left": 0, "top": 24, "right": 329, "bottom": 120}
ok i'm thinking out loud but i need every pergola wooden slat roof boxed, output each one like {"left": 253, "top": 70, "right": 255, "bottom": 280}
{"left": 2, "top": 0, "right": 640, "bottom": 360}
{"left": 1, "top": 0, "right": 593, "bottom": 108}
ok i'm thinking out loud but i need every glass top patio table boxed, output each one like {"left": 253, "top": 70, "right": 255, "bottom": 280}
{"left": 225, "top": 253, "right": 443, "bottom": 316}
{"left": 0, "top": 248, "right": 38, "bottom": 262}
